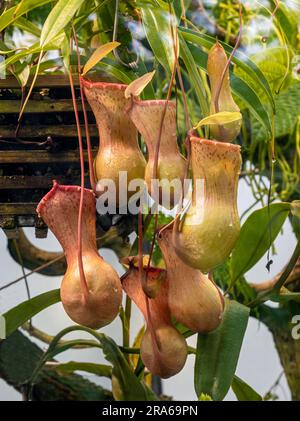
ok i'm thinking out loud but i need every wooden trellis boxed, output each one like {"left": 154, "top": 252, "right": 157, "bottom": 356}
{"left": 0, "top": 74, "right": 100, "bottom": 239}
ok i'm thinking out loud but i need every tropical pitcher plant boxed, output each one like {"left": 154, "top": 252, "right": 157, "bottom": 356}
{"left": 0, "top": 0, "right": 300, "bottom": 402}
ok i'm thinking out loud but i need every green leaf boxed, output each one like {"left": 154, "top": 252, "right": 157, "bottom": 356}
{"left": 236, "top": 47, "right": 292, "bottom": 96}
{"left": 40, "top": 0, "right": 85, "bottom": 47}
{"left": 140, "top": 1, "right": 176, "bottom": 74}
{"left": 268, "top": 0, "right": 298, "bottom": 47}
{"left": 232, "top": 375, "right": 262, "bottom": 401}
{"left": 48, "top": 340, "right": 102, "bottom": 358}
{"left": 48, "top": 361, "right": 112, "bottom": 378}
{"left": 2, "top": 289, "right": 61, "bottom": 337}
{"left": 173, "top": 0, "right": 192, "bottom": 20}
{"left": 29, "top": 325, "right": 157, "bottom": 401}
{"left": 0, "top": 0, "right": 53, "bottom": 32}
{"left": 15, "top": 64, "right": 30, "bottom": 87}
{"left": 179, "top": 36, "right": 209, "bottom": 117}
{"left": 292, "top": 201, "right": 300, "bottom": 240}
{"left": 186, "top": 43, "right": 272, "bottom": 137}
{"left": 194, "top": 299, "right": 250, "bottom": 401}
{"left": 96, "top": 57, "right": 136, "bottom": 84}
{"left": 14, "top": 17, "right": 41, "bottom": 37}
{"left": 198, "top": 393, "right": 213, "bottom": 401}
{"left": 194, "top": 111, "right": 242, "bottom": 128}
{"left": 179, "top": 27, "right": 275, "bottom": 113}
{"left": 230, "top": 203, "right": 291, "bottom": 285}
{"left": 100, "top": 334, "right": 157, "bottom": 401}
{"left": 0, "top": 33, "right": 65, "bottom": 75}
{"left": 251, "top": 82, "right": 300, "bottom": 143}
{"left": 271, "top": 287, "right": 300, "bottom": 304}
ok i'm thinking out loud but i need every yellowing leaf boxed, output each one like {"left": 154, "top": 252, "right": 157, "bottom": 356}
{"left": 193, "top": 111, "right": 242, "bottom": 129}
{"left": 292, "top": 200, "right": 300, "bottom": 218}
{"left": 82, "top": 42, "right": 120, "bottom": 75}
{"left": 124, "top": 71, "right": 156, "bottom": 99}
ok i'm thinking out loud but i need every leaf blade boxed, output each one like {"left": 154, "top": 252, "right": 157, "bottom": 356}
{"left": 2, "top": 289, "right": 61, "bottom": 337}
{"left": 186, "top": 42, "right": 272, "bottom": 137}
{"left": 230, "top": 203, "right": 291, "bottom": 285}
{"left": 0, "top": 0, "right": 53, "bottom": 32}
{"left": 194, "top": 299, "right": 249, "bottom": 401}
{"left": 40, "top": 0, "right": 85, "bottom": 47}
{"left": 82, "top": 42, "right": 120, "bottom": 76}
{"left": 194, "top": 111, "right": 242, "bottom": 129}
{"left": 179, "top": 27, "right": 275, "bottom": 113}
{"left": 232, "top": 375, "right": 262, "bottom": 401}
{"left": 47, "top": 361, "right": 112, "bottom": 378}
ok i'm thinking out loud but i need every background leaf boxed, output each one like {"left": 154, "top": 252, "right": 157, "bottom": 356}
{"left": 194, "top": 299, "right": 250, "bottom": 401}
{"left": 0, "top": 0, "right": 52, "bottom": 32}
{"left": 48, "top": 361, "right": 112, "bottom": 378}
{"left": 251, "top": 82, "right": 300, "bottom": 143}
{"left": 141, "top": 1, "right": 176, "bottom": 75}
{"left": 179, "top": 36, "right": 209, "bottom": 117}
{"left": 99, "top": 334, "right": 157, "bottom": 401}
{"left": 231, "top": 375, "right": 263, "bottom": 401}
{"left": 2, "top": 289, "right": 61, "bottom": 337}
{"left": 82, "top": 42, "right": 120, "bottom": 75}
{"left": 186, "top": 42, "right": 272, "bottom": 136}
{"left": 40, "top": 0, "right": 85, "bottom": 47}
{"left": 230, "top": 203, "right": 291, "bottom": 285}
{"left": 179, "top": 27, "right": 275, "bottom": 113}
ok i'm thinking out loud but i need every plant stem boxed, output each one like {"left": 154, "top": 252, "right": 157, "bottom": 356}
{"left": 72, "top": 24, "right": 96, "bottom": 192}
{"left": 68, "top": 70, "right": 89, "bottom": 301}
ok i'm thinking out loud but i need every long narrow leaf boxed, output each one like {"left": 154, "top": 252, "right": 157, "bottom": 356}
{"left": 179, "top": 35, "right": 209, "bottom": 117}
{"left": 2, "top": 289, "right": 61, "bottom": 337}
{"left": 0, "top": 0, "right": 52, "bottom": 32}
{"left": 47, "top": 361, "right": 112, "bottom": 378}
{"left": 40, "top": 0, "right": 85, "bottom": 47}
{"left": 232, "top": 375, "right": 262, "bottom": 401}
{"left": 141, "top": 3, "right": 176, "bottom": 75}
{"left": 179, "top": 27, "right": 275, "bottom": 112}
{"left": 15, "top": 17, "right": 41, "bottom": 37}
{"left": 230, "top": 203, "right": 291, "bottom": 286}
{"left": 194, "top": 299, "right": 249, "bottom": 401}
{"left": 0, "top": 33, "right": 65, "bottom": 75}
{"left": 187, "top": 43, "right": 272, "bottom": 136}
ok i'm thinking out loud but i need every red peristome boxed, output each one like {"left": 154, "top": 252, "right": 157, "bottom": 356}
{"left": 37, "top": 181, "right": 122, "bottom": 329}
{"left": 36, "top": 180, "right": 94, "bottom": 218}
{"left": 190, "top": 136, "right": 241, "bottom": 152}
{"left": 80, "top": 77, "right": 127, "bottom": 91}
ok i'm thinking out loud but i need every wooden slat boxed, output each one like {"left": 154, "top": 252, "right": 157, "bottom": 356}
{"left": 0, "top": 149, "right": 97, "bottom": 164}
{"left": 0, "top": 74, "right": 80, "bottom": 88}
{"left": 0, "top": 175, "right": 90, "bottom": 189}
{"left": 0, "top": 99, "right": 91, "bottom": 114}
{"left": 35, "top": 217, "right": 48, "bottom": 238}
{"left": 0, "top": 203, "right": 37, "bottom": 215}
{"left": 0, "top": 124, "right": 98, "bottom": 138}
{"left": 0, "top": 73, "right": 114, "bottom": 89}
